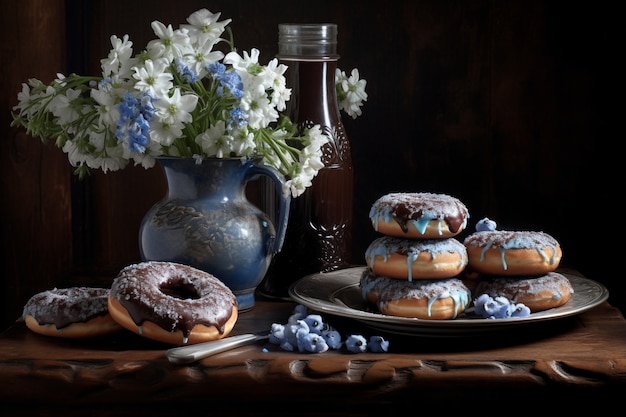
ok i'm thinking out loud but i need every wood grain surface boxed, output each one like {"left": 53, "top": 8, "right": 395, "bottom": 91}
{"left": 1, "top": 298, "right": 625, "bottom": 416}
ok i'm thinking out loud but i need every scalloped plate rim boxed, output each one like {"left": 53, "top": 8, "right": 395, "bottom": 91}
{"left": 288, "top": 266, "right": 609, "bottom": 336}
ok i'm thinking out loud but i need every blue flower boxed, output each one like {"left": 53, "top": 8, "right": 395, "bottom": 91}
{"left": 209, "top": 62, "right": 244, "bottom": 98}
{"left": 115, "top": 92, "right": 155, "bottom": 153}
{"left": 228, "top": 107, "right": 247, "bottom": 129}
{"left": 174, "top": 58, "right": 198, "bottom": 83}
{"left": 11, "top": 9, "right": 363, "bottom": 193}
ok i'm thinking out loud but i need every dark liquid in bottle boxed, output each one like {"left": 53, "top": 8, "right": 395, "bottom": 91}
{"left": 260, "top": 59, "right": 354, "bottom": 298}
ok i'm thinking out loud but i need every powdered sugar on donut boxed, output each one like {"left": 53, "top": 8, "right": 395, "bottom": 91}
{"left": 23, "top": 287, "right": 110, "bottom": 329}
{"left": 365, "top": 236, "right": 468, "bottom": 280}
{"left": 110, "top": 262, "right": 236, "bottom": 338}
{"left": 474, "top": 272, "right": 573, "bottom": 308}
{"left": 377, "top": 277, "right": 471, "bottom": 319}
{"left": 464, "top": 230, "right": 561, "bottom": 268}
{"left": 369, "top": 192, "right": 469, "bottom": 235}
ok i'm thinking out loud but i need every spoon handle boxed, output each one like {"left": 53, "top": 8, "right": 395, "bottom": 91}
{"left": 166, "top": 333, "right": 268, "bottom": 364}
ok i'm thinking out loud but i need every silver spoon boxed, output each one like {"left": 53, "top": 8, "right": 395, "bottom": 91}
{"left": 166, "top": 333, "right": 269, "bottom": 365}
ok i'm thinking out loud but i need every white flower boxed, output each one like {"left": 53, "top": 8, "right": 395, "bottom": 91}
{"left": 181, "top": 8, "right": 232, "bottom": 45}
{"left": 335, "top": 68, "right": 368, "bottom": 119}
{"left": 91, "top": 84, "right": 120, "bottom": 130}
{"left": 101, "top": 34, "right": 135, "bottom": 78}
{"left": 195, "top": 120, "right": 234, "bottom": 157}
{"left": 153, "top": 88, "right": 198, "bottom": 126}
{"left": 230, "top": 126, "right": 257, "bottom": 156}
{"left": 184, "top": 37, "right": 225, "bottom": 79}
{"left": 11, "top": 8, "right": 366, "bottom": 197}
{"left": 223, "top": 48, "right": 260, "bottom": 72}
{"left": 48, "top": 88, "right": 82, "bottom": 126}
{"left": 132, "top": 59, "right": 173, "bottom": 96}
{"left": 264, "top": 58, "right": 291, "bottom": 111}
{"left": 147, "top": 20, "right": 192, "bottom": 61}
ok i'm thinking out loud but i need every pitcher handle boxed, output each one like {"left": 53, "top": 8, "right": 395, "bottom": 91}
{"left": 246, "top": 162, "right": 291, "bottom": 255}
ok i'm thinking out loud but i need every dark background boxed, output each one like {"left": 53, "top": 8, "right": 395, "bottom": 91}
{"left": 1, "top": 0, "right": 620, "bottom": 329}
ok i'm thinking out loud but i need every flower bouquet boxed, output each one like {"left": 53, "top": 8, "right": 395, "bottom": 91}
{"left": 11, "top": 8, "right": 367, "bottom": 198}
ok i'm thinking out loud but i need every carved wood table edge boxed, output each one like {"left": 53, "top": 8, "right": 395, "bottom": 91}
{"left": 1, "top": 271, "right": 625, "bottom": 416}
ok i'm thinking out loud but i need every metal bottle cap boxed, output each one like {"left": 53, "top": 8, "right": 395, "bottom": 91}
{"left": 278, "top": 23, "right": 339, "bottom": 59}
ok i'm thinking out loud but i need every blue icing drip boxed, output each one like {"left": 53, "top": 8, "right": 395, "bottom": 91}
{"left": 405, "top": 252, "right": 418, "bottom": 282}
{"left": 369, "top": 207, "right": 394, "bottom": 232}
{"left": 475, "top": 233, "right": 559, "bottom": 270}
{"left": 408, "top": 215, "right": 446, "bottom": 236}
{"left": 499, "top": 247, "right": 508, "bottom": 270}
{"left": 413, "top": 217, "right": 431, "bottom": 235}
{"left": 426, "top": 286, "right": 470, "bottom": 318}
{"left": 367, "top": 236, "right": 467, "bottom": 280}
{"left": 370, "top": 195, "right": 464, "bottom": 237}
{"left": 427, "top": 296, "right": 437, "bottom": 316}
{"left": 479, "top": 243, "right": 494, "bottom": 262}
{"left": 365, "top": 241, "right": 390, "bottom": 268}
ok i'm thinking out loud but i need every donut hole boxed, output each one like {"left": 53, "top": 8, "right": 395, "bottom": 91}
{"left": 159, "top": 278, "right": 201, "bottom": 300}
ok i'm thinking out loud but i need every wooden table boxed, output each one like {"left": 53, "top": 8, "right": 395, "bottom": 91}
{"left": 1, "top": 278, "right": 625, "bottom": 416}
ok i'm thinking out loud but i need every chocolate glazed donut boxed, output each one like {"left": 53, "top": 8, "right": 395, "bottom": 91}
{"left": 23, "top": 287, "right": 123, "bottom": 338}
{"left": 108, "top": 261, "right": 238, "bottom": 345}
{"left": 369, "top": 192, "right": 469, "bottom": 239}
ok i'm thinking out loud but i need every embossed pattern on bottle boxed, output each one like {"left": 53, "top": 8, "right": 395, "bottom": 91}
{"left": 260, "top": 25, "right": 354, "bottom": 298}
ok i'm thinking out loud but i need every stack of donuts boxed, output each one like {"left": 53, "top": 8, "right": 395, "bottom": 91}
{"left": 463, "top": 218, "right": 573, "bottom": 314}
{"left": 21, "top": 261, "right": 239, "bottom": 345}
{"left": 361, "top": 192, "right": 473, "bottom": 319}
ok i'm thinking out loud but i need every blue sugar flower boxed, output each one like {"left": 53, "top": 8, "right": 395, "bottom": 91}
{"left": 268, "top": 305, "right": 390, "bottom": 354}
{"left": 287, "top": 305, "right": 308, "bottom": 324}
{"left": 302, "top": 314, "right": 325, "bottom": 335}
{"left": 476, "top": 217, "right": 497, "bottom": 232}
{"left": 474, "top": 294, "right": 530, "bottom": 319}
{"left": 345, "top": 335, "right": 367, "bottom": 353}
{"left": 269, "top": 323, "right": 285, "bottom": 344}
{"left": 368, "top": 336, "right": 389, "bottom": 353}
{"left": 283, "top": 320, "right": 309, "bottom": 347}
{"left": 473, "top": 293, "right": 492, "bottom": 317}
{"left": 297, "top": 333, "right": 329, "bottom": 353}
{"left": 511, "top": 304, "right": 531, "bottom": 317}
{"left": 322, "top": 329, "right": 342, "bottom": 350}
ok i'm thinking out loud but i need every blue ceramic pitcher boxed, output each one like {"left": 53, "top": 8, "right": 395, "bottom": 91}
{"left": 139, "top": 157, "right": 290, "bottom": 310}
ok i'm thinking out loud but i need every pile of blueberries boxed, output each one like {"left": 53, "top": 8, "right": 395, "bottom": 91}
{"left": 268, "top": 304, "right": 390, "bottom": 353}
{"left": 473, "top": 294, "right": 530, "bottom": 319}
{"left": 471, "top": 217, "right": 531, "bottom": 319}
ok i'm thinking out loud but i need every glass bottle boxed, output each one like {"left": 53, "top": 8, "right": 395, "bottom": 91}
{"left": 259, "top": 23, "right": 354, "bottom": 298}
